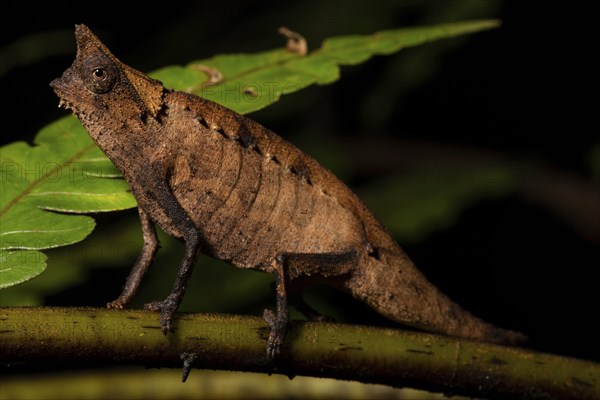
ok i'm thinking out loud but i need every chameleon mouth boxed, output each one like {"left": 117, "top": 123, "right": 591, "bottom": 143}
{"left": 52, "top": 86, "right": 80, "bottom": 115}
{"left": 57, "top": 98, "right": 73, "bottom": 110}
{"left": 50, "top": 77, "right": 79, "bottom": 114}
{"left": 55, "top": 96, "right": 82, "bottom": 117}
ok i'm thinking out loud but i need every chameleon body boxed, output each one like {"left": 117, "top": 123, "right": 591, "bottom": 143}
{"left": 51, "top": 25, "right": 525, "bottom": 358}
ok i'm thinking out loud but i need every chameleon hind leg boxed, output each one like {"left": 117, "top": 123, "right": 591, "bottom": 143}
{"left": 263, "top": 250, "right": 358, "bottom": 360}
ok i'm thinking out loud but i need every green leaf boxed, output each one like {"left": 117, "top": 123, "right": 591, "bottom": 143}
{"left": 0, "top": 116, "right": 136, "bottom": 288}
{"left": 0, "top": 20, "right": 500, "bottom": 289}
{"left": 151, "top": 19, "right": 501, "bottom": 114}
{"left": 0, "top": 250, "right": 47, "bottom": 289}
{"left": 0, "top": 215, "right": 144, "bottom": 305}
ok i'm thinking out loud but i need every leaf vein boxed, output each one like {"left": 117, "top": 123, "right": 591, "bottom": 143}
{"left": 0, "top": 143, "right": 97, "bottom": 219}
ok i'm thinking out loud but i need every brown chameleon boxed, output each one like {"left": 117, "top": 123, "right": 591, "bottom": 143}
{"left": 51, "top": 24, "right": 525, "bottom": 359}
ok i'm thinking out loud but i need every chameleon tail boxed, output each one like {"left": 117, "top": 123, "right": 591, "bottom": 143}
{"left": 343, "top": 248, "right": 526, "bottom": 345}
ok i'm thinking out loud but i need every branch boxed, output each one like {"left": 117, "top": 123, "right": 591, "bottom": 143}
{"left": 1, "top": 307, "right": 598, "bottom": 400}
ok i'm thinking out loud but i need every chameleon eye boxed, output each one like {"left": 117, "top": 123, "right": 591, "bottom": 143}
{"left": 81, "top": 57, "right": 118, "bottom": 94}
{"left": 93, "top": 68, "right": 106, "bottom": 79}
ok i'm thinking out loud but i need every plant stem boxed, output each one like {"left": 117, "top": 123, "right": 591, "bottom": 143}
{"left": 1, "top": 307, "right": 598, "bottom": 400}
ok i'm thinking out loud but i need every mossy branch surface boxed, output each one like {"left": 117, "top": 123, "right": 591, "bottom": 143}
{"left": 1, "top": 307, "right": 598, "bottom": 400}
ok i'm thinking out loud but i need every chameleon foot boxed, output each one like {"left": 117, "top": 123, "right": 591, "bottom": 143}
{"left": 106, "top": 296, "right": 129, "bottom": 309}
{"left": 144, "top": 297, "right": 178, "bottom": 334}
{"left": 263, "top": 308, "right": 287, "bottom": 360}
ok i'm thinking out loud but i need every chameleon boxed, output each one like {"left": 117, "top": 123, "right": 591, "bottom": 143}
{"left": 50, "top": 24, "right": 526, "bottom": 359}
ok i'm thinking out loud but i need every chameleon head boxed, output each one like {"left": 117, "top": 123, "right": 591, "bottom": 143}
{"left": 50, "top": 24, "right": 164, "bottom": 126}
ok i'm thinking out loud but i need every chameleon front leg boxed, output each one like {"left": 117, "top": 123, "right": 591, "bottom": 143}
{"left": 141, "top": 179, "right": 203, "bottom": 334}
{"left": 144, "top": 228, "right": 201, "bottom": 333}
{"left": 107, "top": 207, "right": 159, "bottom": 309}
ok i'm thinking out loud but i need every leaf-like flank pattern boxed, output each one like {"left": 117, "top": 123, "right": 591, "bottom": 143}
{"left": 0, "top": 20, "right": 500, "bottom": 289}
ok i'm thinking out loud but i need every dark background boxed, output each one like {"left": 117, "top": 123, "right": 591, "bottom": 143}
{"left": 1, "top": 0, "right": 598, "bottom": 368}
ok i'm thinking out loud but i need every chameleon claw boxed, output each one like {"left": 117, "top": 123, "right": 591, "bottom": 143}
{"left": 263, "top": 309, "right": 285, "bottom": 360}
{"left": 144, "top": 299, "right": 176, "bottom": 334}
{"left": 143, "top": 300, "right": 162, "bottom": 312}
{"left": 106, "top": 298, "right": 127, "bottom": 309}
